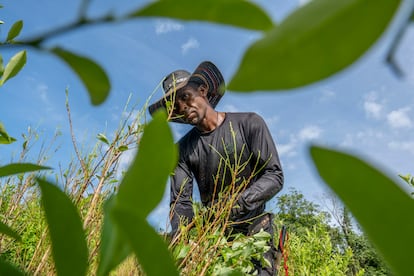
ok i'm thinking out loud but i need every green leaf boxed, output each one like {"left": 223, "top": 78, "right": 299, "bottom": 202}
{"left": 398, "top": 173, "right": 411, "bottom": 184}
{"left": 131, "top": 0, "right": 273, "bottom": 31}
{"left": 97, "top": 196, "right": 131, "bottom": 276}
{"left": 0, "top": 163, "right": 51, "bottom": 178}
{"left": 0, "top": 136, "right": 17, "bottom": 144}
{"left": 0, "top": 54, "right": 4, "bottom": 75}
{"left": 51, "top": 47, "right": 110, "bottom": 105}
{"left": 97, "top": 133, "right": 110, "bottom": 145}
{"left": 113, "top": 209, "right": 179, "bottom": 276}
{"left": 0, "top": 257, "right": 26, "bottom": 276}
{"left": 115, "top": 110, "right": 177, "bottom": 217}
{"left": 0, "top": 121, "right": 16, "bottom": 144}
{"left": 106, "top": 110, "right": 178, "bottom": 275}
{"left": 38, "top": 179, "right": 88, "bottom": 276}
{"left": 0, "top": 50, "right": 26, "bottom": 86}
{"left": 118, "top": 145, "right": 128, "bottom": 152}
{"left": 6, "top": 20, "right": 23, "bottom": 42}
{"left": 310, "top": 145, "right": 414, "bottom": 276}
{"left": 0, "top": 220, "right": 21, "bottom": 241}
{"left": 228, "top": 0, "right": 401, "bottom": 91}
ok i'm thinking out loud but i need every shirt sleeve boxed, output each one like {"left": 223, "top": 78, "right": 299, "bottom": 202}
{"left": 170, "top": 150, "right": 194, "bottom": 235}
{"left": 236, "top": 113, "right": 284, "bottom": 215}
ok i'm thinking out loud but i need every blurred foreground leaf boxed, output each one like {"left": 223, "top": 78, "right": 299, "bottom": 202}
{"left": 115, "top": 110, "right": 177, "bottom": 217}
{"left": 0, "top": 258, "right": 25, "bottom": 276}
{"left": 38, "top": 179, "right": 88, "bottom": 276}
{"left": 52, "top": 47, "right": 110, "bottom": 105}
{"left": 229, "top": 0, "right": 400, "bottom": 91}
{"left": 0, "top": 220, "right": 21, "bottom": 241}
{"left": 98, "top": 110, "right": 178, "bottom": 275}
{"left": 113, "top": 209, "right": 178, "bottom": 276}
{"left": 97, "top": 196, "right": 131, "bottom": 276}
{"left": 0, "top": 163, "right": 50, "bottom": 177}
{"left": 132, "top": 0, "right": 273, "bottom": 31}
{"left": 310, "top": 145, "right": 414, "bottom": 275}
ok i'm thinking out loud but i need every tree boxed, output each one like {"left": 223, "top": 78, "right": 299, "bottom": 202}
{"left": 275, "top": 189, "right": 390, "bottom": 275}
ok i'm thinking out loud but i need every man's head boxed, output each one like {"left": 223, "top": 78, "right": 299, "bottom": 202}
{"left": 148, "top": 61, "right": 225, "bottom": 124}
{"left": 174, "top": 81, "right": 211, "bottom": 125}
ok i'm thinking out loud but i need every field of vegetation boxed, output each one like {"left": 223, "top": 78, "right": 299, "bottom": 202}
{"left": 1, "top": 0, "right": 413, "bottom": 275}
{"left": 0, "top": 98, "right": 391, "bottom": 275}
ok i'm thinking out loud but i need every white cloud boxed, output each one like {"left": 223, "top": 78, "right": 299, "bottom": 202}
{"left": 277, "top": 125, "right": 322, "bottom": 159}
{"left": 387, "top": 107, "right": 412, "bottom": 128}
{"left": 363, "top": 91, "right": 383, "bottom": 119}
{"left": 364, "top": 101, "right": 383, "bottom": 119}
{"left": 155, "top": 20, "right": 183, "bottom": 34}
{"left": 181, "top": 37, "right": 199, "bottom": 54}
{"left": 277, "top": 142, "right": 297, "bottom": 158}
{"left": 298, "top": 125, "right": 322, "bottom": 141}
{"left": 38, "top": 83, "right": 49, "bottom": 104}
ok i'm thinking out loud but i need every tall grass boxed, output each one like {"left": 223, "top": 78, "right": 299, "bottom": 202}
{"left": 0, "top": 92, "right": 146, "bottom": 274}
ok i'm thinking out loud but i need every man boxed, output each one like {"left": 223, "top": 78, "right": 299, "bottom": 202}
{"left": 148, "top": 61, "right": 284, "bottom": 275}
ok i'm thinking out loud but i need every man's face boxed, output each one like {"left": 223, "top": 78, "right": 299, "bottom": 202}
{"left": 174, "top": 84, "right": 209, "bottom": 125}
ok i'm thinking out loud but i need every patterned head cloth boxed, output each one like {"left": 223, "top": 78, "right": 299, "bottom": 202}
{"left": 148, "top": 61, "right": 226, "bottom": 123}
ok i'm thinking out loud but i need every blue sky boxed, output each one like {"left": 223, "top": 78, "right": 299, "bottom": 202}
{"left": 2, "top": 0, "right": 414, "bottom": 230}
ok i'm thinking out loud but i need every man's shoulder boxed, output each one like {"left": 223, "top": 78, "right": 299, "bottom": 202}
{"left": 226, "top": 112, "right": 264, "bottom": 123}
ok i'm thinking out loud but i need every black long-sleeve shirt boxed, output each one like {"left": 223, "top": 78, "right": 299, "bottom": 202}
{"left": 170, "top": 112, "right": 283, "bottom": 233}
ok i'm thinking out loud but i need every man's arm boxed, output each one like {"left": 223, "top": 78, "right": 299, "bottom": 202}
{"left": 234, "top": 113, "right": 284, "bottom": 216}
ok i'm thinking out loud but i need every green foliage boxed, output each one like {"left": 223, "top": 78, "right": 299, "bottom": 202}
{"left": 97, "top": 196, "right": 130, "bottom": 276}
{"left": 0, "top": 122, "right": 16, "bottom": 144}
{"left": 0, "top": 221, "right": 20, "bottom": 242}
{"left": 211, "top": 230, "right": 271, "bottom": 275}
{"left": 228, "top": 0, "right": 401, "bottom": 91}
{"left": 0, "top": 50, "right": 26, "bottom": 86}
{"left": 99, "top": 110, "right": 178, "bottom": 275}
{"left": 0, "top": 258, "right": 25, "bottom": 276}
{"left": 6, "top": 20, "right": 23, "bottom": 43}
{"left": 276, "top": 188, "right": 329, "bottom": 231}
{"left": 113, "top": 210, "right": 178, "bottom": 276}
{"left": 132, "top": 0, "right": 273, "bottom": 31}
{"left": 114, "top": 110, "right": 177, "bottom": 217}
{"left": 51, "top": 48, "right": 110, "bottom": 106}
{"left": 170, "top": 203, "right": 271, "bottom": 276}
{"left": 0, "top": 163, "right": 50, "bottom": 178}
{"left": 0, "top": 14, "right": 26, "bottom": 86}
{"left": 38, "top": 179, "right": 88, "bottom": 276}
{"left": 287, "top": 226, "right": 353, "bottom": 275}
{"left": 274, "top": 189, "right": 390, "bottom": 275}
{"left": 399, "top": 173, "right": 414, "bottom": 194}
{"left": 310, "top": 145, "right": 414, "bottom": 275}
{"left": 2, "top": 0, "right": 414, "bottom": 275}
